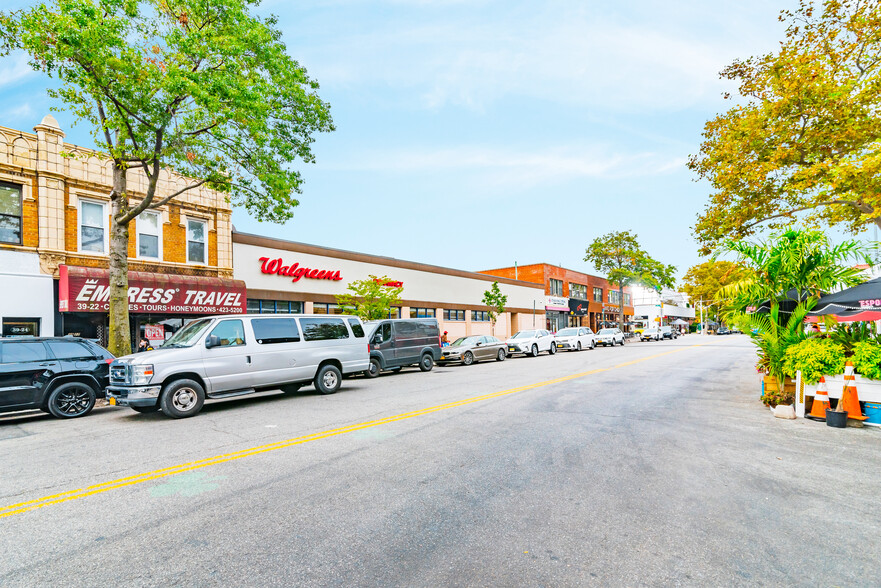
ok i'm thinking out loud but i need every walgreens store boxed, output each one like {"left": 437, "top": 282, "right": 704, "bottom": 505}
{"left": 233, "top": 232, "right": 545, "bottom": 340}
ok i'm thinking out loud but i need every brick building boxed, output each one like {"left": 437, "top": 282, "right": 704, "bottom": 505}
{"left": 478, "top": 263, "right": 634, "bottom": 333}
{"left": 0, "top": 115, "right": 243, "bottom": 345}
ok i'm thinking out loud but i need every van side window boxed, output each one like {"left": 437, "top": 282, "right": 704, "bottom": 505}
{"left": 300, "top": 318, "right": 350, "bottom": 341}
{"left": 380, "top": 323, "right": 391, "bottom": 342}
{"left": 209, "top": 320, "right": 246, "bottom": 346}
{"left": 252, "top": 318, "right": 300, "bottom": 344}
{"left": 418, "top": 322, "right": 438, "bottom": 338}
{"left": 396, "top": 321, "right": 419, "bottom": 338}
{"left": 347, "top": 318, "right": 365, "bottom": 338}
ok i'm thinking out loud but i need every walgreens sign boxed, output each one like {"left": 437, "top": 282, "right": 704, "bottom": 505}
{"left": 259, "top": 257, "right": 343, "bottom": 282}
{"left": 58, "top": 265, "right": 246, "bottom": 314}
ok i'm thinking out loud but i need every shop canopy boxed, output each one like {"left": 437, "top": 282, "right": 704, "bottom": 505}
{"left": 808, "top": 277, "right": 881, "bottom": 320}
{"left": 671, "top": 319, "right": 690, "bottom": 326}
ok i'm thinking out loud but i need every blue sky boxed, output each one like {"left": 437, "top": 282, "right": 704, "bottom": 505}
{"left": 1, "top": 0, "right": 813, "bottom": 280}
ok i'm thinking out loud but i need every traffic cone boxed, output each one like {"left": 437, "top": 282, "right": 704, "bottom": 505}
{"left": 837, "top": 361, "right": 867, "bottom": 422}
{"left": 806, "top": 376, "right": 830, "bottom": 421}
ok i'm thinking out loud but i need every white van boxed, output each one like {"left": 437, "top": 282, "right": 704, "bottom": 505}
{"left": 106, "top": 314, "right": 369, "bottom": 418}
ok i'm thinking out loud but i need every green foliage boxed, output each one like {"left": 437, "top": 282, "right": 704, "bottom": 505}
{"left": 851, "top": 341, "right": 881, "bottom": 380}
{"left": 481, "top": 282, "right": 507, "bottom": 332}
{"left": 783, "top": 339, "right": 846, "bottom": 384}
{"left": 827, "top": 321, "right": 880, "bottom": 355}
{"left": 336, "top": 275, "right": 403, "bottom": 321}
{"left": 689, "top": 0, "right": 881, "bottom": 254}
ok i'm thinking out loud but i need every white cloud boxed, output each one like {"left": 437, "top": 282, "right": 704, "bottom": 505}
{"left": 0, "top": 53, "right": 36, "bottom": 89}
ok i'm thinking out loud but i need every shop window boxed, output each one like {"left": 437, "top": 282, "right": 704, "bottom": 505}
{"left": 0, "top": 182, "right": 22, "bottom": 245}
{"left": 138, "top": 211, "right": 161, "bottom": 259}
{"left": 569, "top": 283, "right": 586, "bottom": 300}
{"left": 79, "top": 200, "right": 106, "bottom": 253}
{"left": 248, "top": 299, "right": 304, "bottom": 314}
{"left": 443, "top": 309, "right": 465, "bottom": 321}
{"left": 471, "top": 311, "right": 490, "bottom": 322}
{"left": 314, "top": 303, "right": 346, "bottom": 315}
{"left": 2, "top": 317, "right": 40, "bottom": 337}
{"left": 409, "top": 307, "right": 436, "bottom": 319}
{"left": 186, "top": 218, "right": 207, "bottom": 264}
{"left": 247, "top": 299, "right": 260, "bottom": 314}
{"left": 549, "top": 279, "right": 563, "bottom": 297}
{"left": 208, "top": 319, "right": 246, "bottom": 347}
{"left": 252, "top": 318, "right": 300, "bottom": 344}
{"left": 300, "top": 317, "right": 349, "bottom": 341}
{"left": 387, "top": 307, "right": 401, "bottom": 319}
{"left": 593, "top": 287, "right": 603, "bottom": 302}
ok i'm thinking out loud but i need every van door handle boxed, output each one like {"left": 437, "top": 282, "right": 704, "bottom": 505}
{"left": 246, "top": 356, "right": 251, "bottom": 364}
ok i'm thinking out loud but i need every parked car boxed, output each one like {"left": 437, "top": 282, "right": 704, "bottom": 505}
{"left": 363, "top": 319, "right": 441, "bottom": 377}
{"left": 0, "top": 337, "right": 113, "bottom": 419}
{"left": 659, "top": 326, "right": 678, "bottom": 340}
{"left": 596, "top": 328, "right": 625, "bottom": 346}
{"left": 640, "top": 328, "right": 661, "bottom": 342}
{"left": 554, "top": 327, "right": 596, "bottom": 351}
{"left": 717, "top": 327, "right": 731, "bottom": 335}
{"left": 106, "top": 314, "right": 370, "bottom": 418}
{"left": 437, "top": 335, "right": 507, "bottom": 365}
{"left": 505, "top": 329, "right": 556, "bottom": 357}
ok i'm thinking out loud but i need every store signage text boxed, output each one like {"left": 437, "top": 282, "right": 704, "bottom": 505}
{"left": 259, "top": 257, "right": 343, "bottom": 283}
{"left": 859, "top": 299, "right": 881, "bottom": 308}
{"left": 374, "top": 279, "right": 403, "bottom": 288}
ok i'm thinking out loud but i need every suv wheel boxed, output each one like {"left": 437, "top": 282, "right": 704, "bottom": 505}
{"left": 576, "top": 341, "right": 582, "bottom": 351}
{"left": 46, "top": 382, "right": 96, "bottom": 419}
{"left": 314, "top": 364, "right": 342, "bottom": 394}
{"left": 160, "top": 379, "right": 205, "bottom": 419}
{"left": 419, "top": 353, "right": 434, "bottom": 372}
{"left": 548, "top": 343, "right": 557, "bottom": 355}
{"left": 530, "top": 344, "right": 538, "bottom": 357}
{"left": 365, "top": 358, "right": 381, "bottom": 378}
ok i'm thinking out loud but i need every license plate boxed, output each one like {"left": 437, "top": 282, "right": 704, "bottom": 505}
{"left": 557, "top": 343, "right": 563, "bottom": 347}
{"left": 508, "top": 346, "right": 515, "bottom": 352}
{"left": 108, "top": 397, "right": 117, "bottom": 406}
{"left": 440, "top": 356, "right": 445, "bottom": 360}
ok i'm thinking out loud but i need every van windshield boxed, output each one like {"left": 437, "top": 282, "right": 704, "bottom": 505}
{"left": 161, "top": 319, "right": 212, "bottom": 348}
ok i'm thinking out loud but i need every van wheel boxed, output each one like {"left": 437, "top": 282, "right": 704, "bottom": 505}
{"left": 463, "top": 351, "right": 474, "bottom": 366}
{"left": 496, "top": 348, "right": 506, "bottom": 361}
{"left": 419, "top": 353, "right": 434, "bottom": 372}
{"left": 314, "top": 364, "right": 342, "bottom": 395}
{"left": 281, "top": 383, "right": 302, "bottom": 394}
{"left": 366, "top": 358, "right": 381, "bottom": 378}
{"left": 47, "top": 382, "right": 96, "bottom": 418}
{"left": 160, "top": 379, "right": 205, "bottom": 419}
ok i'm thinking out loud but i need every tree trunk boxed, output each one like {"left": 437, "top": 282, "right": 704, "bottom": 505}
{"left": 618, "top": 284, "right": 625, "bottom": 332}
{"left": 107, "top": 164, "right": 132, "bottom": 357}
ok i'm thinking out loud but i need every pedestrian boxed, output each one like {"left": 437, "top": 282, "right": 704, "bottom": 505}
{"left": 137, "top": 337, "right": 153, "bottom": 352}
{"left": 441, "top": 331, "right": 450, "bottom": 347}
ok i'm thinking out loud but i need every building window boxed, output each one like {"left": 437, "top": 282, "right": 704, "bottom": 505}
{"left": 472, "top": 310, "right": 490, "bottom": 322}
{"left": 387, "top": 307, "right": 401, "bottom": 319}
{"left": 624, "top": 293, "right": 631, "bottom": 306}
{"left": 443, "top": 309, "right": 465, "bottom": 321}
{"left": 247, "top": 299, "right": 304, "bottom": 314}
{"left": 79, "top": 200, "right": 106, "bottom": 253}
{"left": 593, "top": 287, "right": 603, "bottom": 302}
{"left": 313, "top": 303, "right": 345, "bottom": 315}
{"left": 409, "top": 307, "right": 436, "bottom": 319}
{"left": 186, "top": 218, "right": 207, "bottom": 264}
{"left": 569, "top": 283, "right": 586, "bottom": 300}
{"left": 609, "top": 290, "right": 621, "bottom": 304}
{"left": 549, "top": 279, "right": 563, "bottom": 296}
{"left": 138, "top": 211, "right": 161, "bottom": 259}
{"left": 0, "top": 182, "right": 22, "bottom": 245}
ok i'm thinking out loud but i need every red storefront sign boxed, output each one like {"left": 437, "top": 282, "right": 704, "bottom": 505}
{"left": 259, "top": 257, "right": 343, "bottom": 282}
{"left": 58, "top": 265, "right": 247, "bottom": 314}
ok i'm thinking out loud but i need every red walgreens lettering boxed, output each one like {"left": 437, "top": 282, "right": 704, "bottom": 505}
{"left": 258, "top": 257, "right": 343, "bottom": 282}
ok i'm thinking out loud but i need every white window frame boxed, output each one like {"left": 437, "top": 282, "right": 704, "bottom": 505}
{"left": 77, "top": 198, "right": 108, "bottom": 255}
{"left": 185, "top": 216, "right": 208, "bottom": 265}
{"left": 137, "top": 210, "right": 162, "bottom": 260}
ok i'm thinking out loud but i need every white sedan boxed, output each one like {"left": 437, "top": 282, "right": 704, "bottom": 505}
{"left": 554, "top": 327, "right": 596, "bottom": 351}
{"left": 595, "top": 328, "right": 625, "bottom": 346}
{"left": 505, "top": 329, "right": 556, "bottom": 357}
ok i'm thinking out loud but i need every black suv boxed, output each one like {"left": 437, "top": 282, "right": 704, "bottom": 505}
{"left": 0, "top": 337, "right": 113, "bottom": 418}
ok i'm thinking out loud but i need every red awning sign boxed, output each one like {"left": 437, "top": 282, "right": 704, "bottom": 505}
{"left": 59, "top": 265, "right": 247, "bottom": 314}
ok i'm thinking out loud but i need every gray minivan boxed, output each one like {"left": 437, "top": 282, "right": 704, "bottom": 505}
{"left": 106, "top": 314, "right": 370, "bottom": 418}
{"left": 363, "top": 319, "right": 441, "bottom": 377}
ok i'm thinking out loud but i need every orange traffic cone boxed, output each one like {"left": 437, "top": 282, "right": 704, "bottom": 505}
{"left": 807, "top": 376, "right": 830, "bottom": 421}
{"left": 836, "top": 361, "right": 867, "bottom": 422}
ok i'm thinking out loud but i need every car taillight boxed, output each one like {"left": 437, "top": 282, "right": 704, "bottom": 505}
{"left": 105, "top": 359, "right": 113, "bottom": 364}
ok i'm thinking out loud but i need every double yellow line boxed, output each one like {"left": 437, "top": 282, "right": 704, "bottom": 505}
{"left": 0, "top": 345, "right": 699, "bottom": 519}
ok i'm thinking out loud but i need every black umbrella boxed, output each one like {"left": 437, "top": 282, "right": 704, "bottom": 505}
{"left": 809, "top": 277, "right": 881, "bottom": 315}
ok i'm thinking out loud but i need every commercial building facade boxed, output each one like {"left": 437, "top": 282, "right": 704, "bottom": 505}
{"left": 630, "top": 286, "right": 695, "bottom": 330}
{"left": 478, "top": 264, "right": 634, "bottom": 333}
{"left": 0, "top": 115, "right": 243, "bottom": 347}
{"left": 233, "top": 232, "right": 546, "bottom": 340}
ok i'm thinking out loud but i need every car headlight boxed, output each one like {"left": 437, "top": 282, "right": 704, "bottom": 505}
{"left": 132, "top": 364, "right": 154, "bottom": 385}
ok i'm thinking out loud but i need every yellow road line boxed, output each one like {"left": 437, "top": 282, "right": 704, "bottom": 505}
{"left": 0, "top": 343, "right": 703, "bottom": 519}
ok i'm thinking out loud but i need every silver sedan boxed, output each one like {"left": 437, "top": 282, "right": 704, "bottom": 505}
{"left": 437, "top": 335, "right": 508, "bottom": 366}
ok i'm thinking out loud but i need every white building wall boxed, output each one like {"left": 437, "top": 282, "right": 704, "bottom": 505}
{"left": 0, "top": 249, "right": 55, "bottom": 336}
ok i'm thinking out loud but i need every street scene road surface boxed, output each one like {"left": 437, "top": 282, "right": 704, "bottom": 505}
{"left": 2, "top": 335, "right": 879, "bottom": 586}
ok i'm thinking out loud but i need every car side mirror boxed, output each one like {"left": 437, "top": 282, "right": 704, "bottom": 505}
{"left": 475, "top": 341, "right": 482, "bottom": 346}
{"left": 205, "top": 335, "right": 221, "bottom": 349}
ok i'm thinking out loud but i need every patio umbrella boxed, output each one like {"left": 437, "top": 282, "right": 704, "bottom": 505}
{"left": 809, "top": 277, "right": 881, "bottom": 316}
{"left": 672, "top": 319, "right": 689, "bottom": 326}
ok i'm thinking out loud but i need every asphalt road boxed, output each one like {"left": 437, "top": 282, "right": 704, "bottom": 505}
{"left": 1, "top": 335, "right": 880, "bottom": 586}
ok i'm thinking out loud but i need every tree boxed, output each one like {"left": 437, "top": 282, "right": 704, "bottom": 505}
{"left": 689, "top": 0, "right": 881, "bottom": 254}
{"left": 336, "top": 275, "right": 404, "bottom": 321}
{"left": 681, "top": 260, "right": 750, "bottom": 324}
{"left": 0, "top": 0, "right": 334, "bottom": 355}
{"left": 481, "top": 281, "right": 507, "bottom": 336}
{"left": 584, "top": 231, "right": 676, "bottom": 331}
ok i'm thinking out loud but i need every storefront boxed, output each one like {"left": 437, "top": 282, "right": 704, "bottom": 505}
{"left": 545, "top": 296, "right": 570, "bottom": 332}
{"left": 56, "top": 265, "right": 246, "bottom": 347}
{"left": 0, "top": 250, "right": 55, "bottom": 337}
{"left": 233, "top": 232, "right": 545, "bottom": 339}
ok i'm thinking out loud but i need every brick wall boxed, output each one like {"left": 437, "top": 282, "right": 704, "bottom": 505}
{"left": 164, "top": 204, "right": 186, "bottom": 263}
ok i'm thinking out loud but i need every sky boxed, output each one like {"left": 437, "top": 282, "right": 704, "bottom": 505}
{"left": 0, "top": 0, "right": 826, "bottom": 281}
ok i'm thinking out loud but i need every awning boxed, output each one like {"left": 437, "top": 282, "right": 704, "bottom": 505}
{"left": 809, "top": 277, "right": 881, "bottom": 315}
{"left": 59, "top": 265, "right": 246, "bottom": 314}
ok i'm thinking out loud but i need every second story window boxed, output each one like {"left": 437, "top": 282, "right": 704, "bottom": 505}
{"left": 79, "top": 200, "right": 106, "bottom": 253}
{"left": 593, "top": 287, "right": 603, "bottom": 302}
{"left": 570, "top": 283, "right": 586, "bottom": 299}
{"left": 549, "top": 279, "right": 563, "bottom": 297}
{"left": 186, "top": 218, "right": 207, "bottom": 264}
{"left": 608, "top": 290, "right": 621, "bottom": 305}
{"left": 624, "top": 293, "right": 631, "bottom": 306}
{"left": 138, "top": 211, "right": 161, "bottom": 259}
{"left": 0, "top": 182, "right": 22, "bottom": 245}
